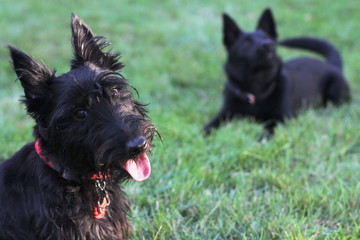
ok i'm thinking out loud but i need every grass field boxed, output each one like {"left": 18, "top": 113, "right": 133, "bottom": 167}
{"left": 0, "top": 0, "right": 359, "bottom": 239}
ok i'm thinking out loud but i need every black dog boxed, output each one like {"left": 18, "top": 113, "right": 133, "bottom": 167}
{"left": 204, "top": 8, "right": 350, "bottom": 136}
{"left": 0, "top": 14, "right": 158, "bottom": 239}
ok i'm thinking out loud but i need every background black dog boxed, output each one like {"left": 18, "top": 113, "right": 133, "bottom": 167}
{"left": 204, "top": 8, "right": 350, "bottom": 136}
{"left": 0, "top": 14, "right": 157, "bottom": 239}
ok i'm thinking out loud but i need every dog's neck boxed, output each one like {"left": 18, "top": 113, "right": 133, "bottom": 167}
{"left": 226, "top": 61, "right": 282, "bottom": 103}
{"left": 226, "top": 79, "right": 277, "bottom": 104}
{"left": 226, "top": 81, "right": 256, "bottom": 104}
{"left": 34, "top": 139, "right": 111, "bottom": 219}
{"left": 34, "top": 139, "right": 77, "bottom": 181}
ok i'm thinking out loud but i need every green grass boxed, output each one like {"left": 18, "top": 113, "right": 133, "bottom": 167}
{"left": 0, "top": 0, "right": 359, "bottom": 239}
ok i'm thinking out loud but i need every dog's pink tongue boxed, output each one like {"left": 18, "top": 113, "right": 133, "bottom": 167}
{"left": 124, "top": 153, "right": 151, "bottom": 181}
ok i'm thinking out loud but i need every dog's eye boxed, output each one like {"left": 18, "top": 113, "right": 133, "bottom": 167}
{"left": 74, "top": 109, "right": 87, "bottom": 120}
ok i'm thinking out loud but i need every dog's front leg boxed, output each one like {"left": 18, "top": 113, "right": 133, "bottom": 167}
{"left": 203, "top": 108, "right": 232, "bottom": 135}
{"left": 258, "top": 121, "right": 277, "bottom": 141}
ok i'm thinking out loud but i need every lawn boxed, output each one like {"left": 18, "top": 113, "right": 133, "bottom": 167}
{"left": 0, "top": 0, "right": 359, "bottom": 239}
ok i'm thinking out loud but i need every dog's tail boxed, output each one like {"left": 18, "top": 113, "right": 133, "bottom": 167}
{"left": 279, "top": 37, "right": 343, "bottom": 71}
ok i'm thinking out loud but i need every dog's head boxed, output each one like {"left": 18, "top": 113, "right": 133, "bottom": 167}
{"left": 9, "top": 14, "right": 157, "bottom": 182}
{"left": 222, "top": 8, "right": 279, "bottom": 95}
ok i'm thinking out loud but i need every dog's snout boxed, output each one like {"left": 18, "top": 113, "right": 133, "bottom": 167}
{"left": 126, "top": 136, "right": 147, "bottom": 155}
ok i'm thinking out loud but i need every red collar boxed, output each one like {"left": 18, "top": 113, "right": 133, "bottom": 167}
{"left": 34, "top": 139, "right": 110, "bottom": 219}
{"left": 35, "top": 139, "right": 75, "bottom": 180}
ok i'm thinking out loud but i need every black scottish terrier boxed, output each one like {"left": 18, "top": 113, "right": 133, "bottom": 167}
{"left": 204, "top": 8, "right": 350, "bottom": 136}
{"left": 0, "top": 14, "right": 157, "bottom": 239}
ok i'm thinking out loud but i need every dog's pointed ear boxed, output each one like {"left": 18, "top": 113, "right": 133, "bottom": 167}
{"left": 222, "top": 13, "right": 242, "bottom": 49}
{"left": 257, "top": 8, "right": 277, "bottom": 40}
{"left": 70, "top": 13, "right": 124, "bottom": 71}
{"left": 9, "top": 45, "right": 53, "bottom": 103}
{"left": 71, "top": 13, "right": 95, "bottom": 67}
{"left": 8, "top": 46, "right": 54, "bottom": 119}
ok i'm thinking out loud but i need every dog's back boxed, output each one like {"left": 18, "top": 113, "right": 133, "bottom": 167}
{"left": 280, "top": 37, "right": 350, "bottom": 112}
{"left": 0, "top": 144, "right": 39, "bottom": 239}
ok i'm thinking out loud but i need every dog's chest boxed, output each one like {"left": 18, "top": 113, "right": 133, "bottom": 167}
{"left": 226, "top": 92, "right": 281, "bottom": 119}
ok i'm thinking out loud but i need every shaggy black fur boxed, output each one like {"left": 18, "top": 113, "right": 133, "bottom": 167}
{"left": 204, "top": 8, "right": 350, "bottom": 136}
{"left": 0, "top": 14, "right": 157, "bottom": 239}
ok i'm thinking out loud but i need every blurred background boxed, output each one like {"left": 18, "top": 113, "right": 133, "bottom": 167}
{"left": 0, "top": 0, "right": 359, "bottom": 239}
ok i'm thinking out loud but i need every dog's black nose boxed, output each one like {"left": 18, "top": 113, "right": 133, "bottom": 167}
{"left": 262, "top": 41, "right": 273, "bottom": 51}
{"left": 126, "top": 136, "right": 147, "bottom": 155}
